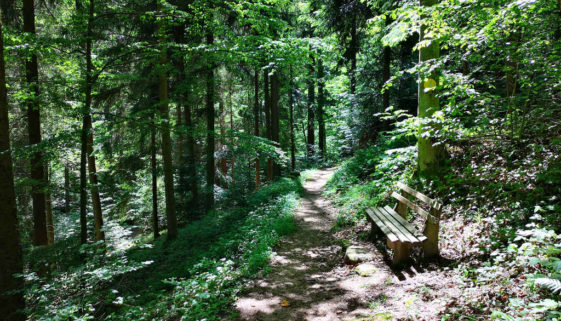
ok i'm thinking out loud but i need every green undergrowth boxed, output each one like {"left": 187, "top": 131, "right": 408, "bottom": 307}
{"left": 327, "top": 134, "right": 561, "bottom": 320}
{"left": 25, "top": 177, "right": 302, "bottom": 321}
{"left": 325, "top": 134, "right": 417, "bottom": 228}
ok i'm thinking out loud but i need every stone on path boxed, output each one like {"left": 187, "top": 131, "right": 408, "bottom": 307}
{"left": 344, "top": 245, "right": 374, "bottom": 264}
{"left": 354, "top": 263, "right": 377, "bottom": 277}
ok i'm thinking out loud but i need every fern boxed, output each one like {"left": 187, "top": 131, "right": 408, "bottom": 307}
{"left": 534, "top": 277, "right": 561, "bottom": 294}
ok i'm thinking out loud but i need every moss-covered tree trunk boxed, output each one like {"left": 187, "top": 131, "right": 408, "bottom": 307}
{"left": 418, "top": 0, "right": 445, "bottom": 175}
{"left": 0, "top": 11, "right": 26, "bottom": 319}
{"left": 23, "top": 0, "right": 47, "bottom": 246}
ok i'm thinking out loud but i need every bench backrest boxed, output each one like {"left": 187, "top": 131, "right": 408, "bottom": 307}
{"left": 391, "top": 182, "right": 442, "bottom": 224}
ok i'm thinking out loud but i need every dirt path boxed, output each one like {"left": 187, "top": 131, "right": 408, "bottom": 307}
{"left": 234, "top": 168, "right": 459, "bottom": 321}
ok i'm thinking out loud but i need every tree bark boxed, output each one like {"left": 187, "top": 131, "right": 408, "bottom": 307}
{"left": 157, "top": 4, "right": 177, "bottom": 239}
{"left": 289, "top": 68, "right": 296, "bottom": 171}
{"left": 418, "top": 0, "right": 445, "bottom": 175}
{"left": 24, "top": 0, "right": 47, "bottom": 246}
{"left": 263, "top": 70, "right": 273, "bottom": 180}
{"left": 219, "top": 89, "right": 227, "bottom": 183}
{"left": 0, "top": 12, "right": 26, "bottom": 319}
{"left": 349, "top": 15, "right": 358, "bottom": 95}
{"left": 184, "top": 103, "right": 198, "bottom": 213}
{"left": 307, "top": 60, "right": 316, "bottom": 156}
{"left": 253, "top": 69, "right": 261, "bottom": 188}
{"left": 151, "top": 120, "right": 159, "bottom": 238}
{"left": 317, "top": 59, "right": 326, "bottom": 159}
{"left": 45, "top": 164, "right": 54, "bottom": 245}
{"left": 270, "top": 70, "right": 281, "bottom": 178}
{"left": 64, "top": 162, "right": 70, "bottom": 213}
{"left": 205, "top": 29, "right": 215, "bottom": 212}
{"left": 84, "top": 0, "right": 104, "bottom": 242}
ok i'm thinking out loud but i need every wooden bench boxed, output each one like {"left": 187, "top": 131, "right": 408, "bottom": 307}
{"left": 366, "top": 182, "right": 443, "bottom": 266}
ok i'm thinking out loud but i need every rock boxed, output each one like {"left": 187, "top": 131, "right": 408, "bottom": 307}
{"left": 344, "top": 246, "right": 374, "bottom": 264}
{"left": 355, "top": 263, "right": 377, "bottom": 277}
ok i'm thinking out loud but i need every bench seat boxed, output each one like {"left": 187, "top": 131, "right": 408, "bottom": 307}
{"left": 366, "top": 206, "right": 427, "bottom": 244}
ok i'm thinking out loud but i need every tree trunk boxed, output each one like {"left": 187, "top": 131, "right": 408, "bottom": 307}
{"left": 417, "top": 0, "right": 445, "bottom": 175}
{"left": 289, "top": 68, "right": 296, "bottom": 171}
{"left": 382, "top": 18, "right": 392, "bottom": 112}
{"left": 263, "top": 70, "right": 273, "bottom": 180}
{"left": 349, "top": 15, "right": 358, "bottom": 95}
{"left": 184, "top": 103, "right": 198, "bottom": 213}
{"left": 307, "top": 61, "right": 315, "bottom": 156}
{"left": 270, "top": 70, "right": 281, "bottom": 178}
{"left": 317, "top": 59, "right": 326, "bottom": 159}
{"left": 24, "top": 0, "right": 47, "bottom": 246}
{"left": 84, "top": 0, "right": 104, "bottom": 242}
{"left": 229, "top": 81, "right": 235, "bottom": 187}
{"left": 219, "top": 90, "right": 227, "bottom": 183}
{"left": 157, "top": 5, "right": 177, "bottom": 239}
{"left": 151, "top": 120, "right": 159, "bottom": 239}
{"left": 64, "top": 162, "right": 70, "bottom": 213}
{"left": 253, "top": 69, "right": 261, "bottom": 188}
{"left": 0, "top": 13, "right": 26, "bottom": 319}
{"left": 205, "top": 29, "right": 215, "bottom": 212}
{"left": 45, "top": 164, "right": 54, "bottom": 245}
{"left": 79, "top": 118, "right": 88, "bottom": 244}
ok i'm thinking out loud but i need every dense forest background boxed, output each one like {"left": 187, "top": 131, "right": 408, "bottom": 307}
{"left": 1, "top": 0, "right": 560, "bottom": 320}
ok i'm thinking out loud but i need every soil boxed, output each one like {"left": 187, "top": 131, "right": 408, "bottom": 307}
{"left": 234, "top": 168, "right": 461, "bottom": 321}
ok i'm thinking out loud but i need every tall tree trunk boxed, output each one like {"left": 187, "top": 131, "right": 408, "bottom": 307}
{"left": 317, "top": 59, "right": 326, "bottom": 159}
{"left": 157, "top": 4, "right": 177, "bottom": 239}
{"left": 205, "top": 29, "right": 215, "bottom": 212}
{"left": 418, "top": 0, "right": 444, "bottom": 175}
{"left": 151, "top": 120, "right": 159, "bottom": 239}
{"left": 79, "top": 117, "right": 88, "bottom": 244}
{"left": 77, "top": 0, "right": 88, "bottom": 245}
{"left": 229, "top": 81, "right": 235, "bottom": 187}
{"left": 64, "top": 162, "right": 70, "bottom": 213}
{"left": 184, "top": 103, "right": 198, "bottom": 212}
{"left": 0, "top": 12, "right": 26, "bottom": 319}
{"left": 45, "top": 164, "right": 54, "bottom": 245}
{"left": 382, "top": 18, "right": 392, "bottom": 112}
{"left": 349, "top": 15, "right": 358, "bottom": 95}
{"left": 289, "top": 68, "right": 296, "bottom": 171}
{"left": 270, "top": 70, "right": 281, "bottom": 178}
{"left": 84, "top": 0, "right": 104, "bottom": 242}
{"left": 263, "top": 70, "right": 273, "bottom": 180}
{"left": 253, "top": 69, "right": 261, "bottom": 188}
{"left": 307, "top": 61, "right": 316, "bottom": 156}
{"left": 219, "top": 90, "right": 227, "bottom": 183}
{"left": 24, "top": 0, "right": 47, "bottom": 246}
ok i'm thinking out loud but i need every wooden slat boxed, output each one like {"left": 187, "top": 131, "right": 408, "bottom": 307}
{"left": 392, "top": 191, "right": 430, "bottom": 218}
{"left": 366, "top": 208, "right": 399, "bottom": 243}
{"left": 383, "top": 206, "right": 427, "bottom": 243}
{"left": 375, "top": 207, "right": 420, "bottom": 244}
{"left": 396, "top": 182, "right": 443, "bottom": 210}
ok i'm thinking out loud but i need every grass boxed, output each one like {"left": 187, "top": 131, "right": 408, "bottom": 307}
{"left": 25, "top": 177, "right": 303, "bottom": 321}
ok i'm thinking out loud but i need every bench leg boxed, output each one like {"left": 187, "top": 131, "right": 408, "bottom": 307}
{"left": 422, "top": 219, "right": 440, "bottom": 258}
{"left": 392, "top": 242, "right": 411, "bottom": 267}
{"left": 370, "top": 221, "right": 383, "bottom": 241}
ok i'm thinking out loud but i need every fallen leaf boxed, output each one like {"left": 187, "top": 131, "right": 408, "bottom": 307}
{"left": 281, "top": 300, "right": 290, "bottom": 307}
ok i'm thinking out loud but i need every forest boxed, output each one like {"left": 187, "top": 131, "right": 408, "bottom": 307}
{"left": 0, "top": 0, "right": 560, "bottom": 320}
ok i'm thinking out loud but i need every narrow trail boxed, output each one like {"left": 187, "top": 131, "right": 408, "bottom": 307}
{"left": 235, "top": 168, "right": 375, "bottom": 320}
{"left": 234, "top": 168, "right": 459, "bottom": 321}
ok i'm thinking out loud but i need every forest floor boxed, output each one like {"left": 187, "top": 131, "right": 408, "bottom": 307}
{"left": 233, "top": 168, "right": 463, "bottom": 321}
